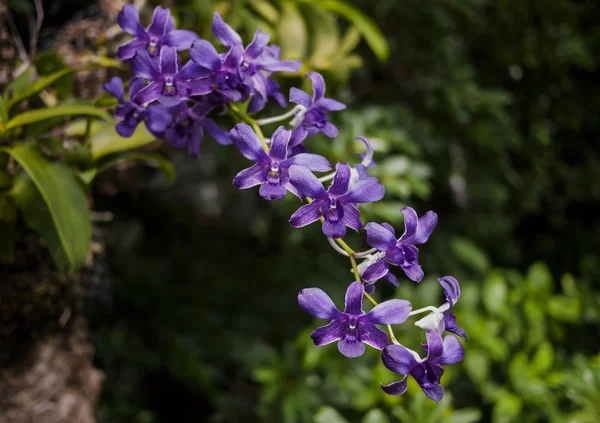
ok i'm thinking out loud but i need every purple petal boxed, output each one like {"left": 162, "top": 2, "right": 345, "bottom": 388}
{"left": 158, "top": 93, "right": 183, "bottom": 107}
{"left": 233, "top": 164, "right": 266, "bottom": 189}
{"left": 438, "top": 276, "right": 460, "bottom": 307}
{"left": 289, "top": 126, "right": 308, "bottom": 147}
{"left": 163, "top": 30, "right": 199, "bottom": 50}
{"left": 230, "top": 123, "right": 269, "bottom": 163}
{"left": 188, "top": 78, "right": 214, "bottom": 96}
{"left": 212, "top": 12, "right": 242, "bottom": 47}
{"left": 359, "top": 322, "right": 390, "bottom": 350}
{"left": 289, "top": 88, "right": 312, "bottom": 108}
{"left": 259, "top": 182, "right": 288, "bottom": 201}
{"left": 222, "top": 45, "right": 244, "bottom": 69}
{"left": 338, "top": 337, "right": 365, "bottom": 358}
{"left": 311, "top": 320, "right": 346, "bottom": 346}
{"left": 340, "top": 178, "right": 385, "bottom": 204}
{"left": 443, "top": 312, "right": 467, "bottom": 341}
{"left": 425, "top": 330, "right": 444, "bottom": 361}
{"left": 131, "top": 49, "right": 158, "bottom": 80}
{"left": 178, "top": 61, "right": 210, "bottom": 80}
{"left": 200, "top": 119, "right": 231, "bottom": 145}
{"left": 259, "top": 57, "right": 301, "bottom": 73}
{"left": 356, "top": 136, "right": 374, "bottom": 167}
{"left": 408, "top": 211, "right": 438, "bottom": 245}
{"left": 340, "top": 203, "right": 363, "bottom": 232}
{"left": 188, "top": 128, "right": 204, "bottom": 158}
{"left": 245, "top": 29, "right": 269, "bottom": 59}
{"left": 289, "top": 201, "right": 323, "bottom": 228}
{"left": 363, "top": 259, "right": 390, "bottom": 282}
{"left": 400, "top": 207, "right": 418, "bottom": 241}
{"left": 385, "top": 272, "right": 400, "bottom": 287}
{"left": 116, "top": 120, "right": 137, "bottom": 137}
{"left": 288, "top": 165, "right": 327, "bottom": 199}
{"left": 344, "top": 281, "right": 364, "bottom": 316}
{"left": 381, "top": 223, "right": 396, "bottom": 235}
{"left": 159, "top": 46, "right": 178, "bottom": 75}
{"left": 402, "top": 261, "right": 424, "bottom": 283}
{"left": 298, "top": 287, "right": 344, "bottom": 320}
{"left": 328, "top": 162, "right": 351, "bottom": 196}
{"left": 307, "top": 72, "right": 325, "bottom": 101}
{"left": 382, "top": 344, "right": 418, "bottom": 375}
{"left": 118, "top": 5, "right": 145, "bottom": 37}
{"left": 147, "top": 6, "right": 171, "bottom": 37}
{"left": 117, "top": 38, "right": 148, "bottom": 60}
{"left": 103, "top": 77, "right": 124, "bottom": 101}
{"left": 321, "top": 122, "right": 338, "bottom": 138}
{"left": 133, "top": 81, "right": 161, "bottom": 104}
{"left": 365, "top": 222, "right": 397, "bottom": 252}
{"left": 439, "top": 335, "right": 464, "bottom": 365}
{"left": 190, "top": 40, "right": 221, "bottom": 72}
{"left": 129, "top": 77, "right": 146, "bottom": 99}
{"left": 145, "top": 105, "right": 171, "bottom": 133}
{"left": 381, "top": 378, "right": 408, "bottom": 396}
{"left": 362, "top": 299, "right": 411, "bottom": 325}
{"left": 268, "top": 126, "right": 291, "bottom": 161}
{"left": 423, "top": 383, "right": 445, "bottom": 403}
{"left": 322, "top": 219, "right": 347, "bottom": 239}
{"left": 315, "top": 97, "right": 346, "bottom": 112}
{"left": 282, "top": 153, "right": 331, "bottom": 172}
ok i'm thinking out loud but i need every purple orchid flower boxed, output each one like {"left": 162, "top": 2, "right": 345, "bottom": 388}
{"left": 381, "top": 330, "right": 464, "bottom": 402}
{"left": 289, "top": 72, "right": 346, "bottom": 147}
{"left": 147, "top": 104, "right": 231, "bottom": 158}
{"left": 438, "top": 276, "right": 467, "bottom": 341}
{"left": 103, "top": 77, "right": 148, "bottom": 137}
{"left": 288, "top": 163, "right": 385, "bottom": 238}
{"left": 363, "top": 207, "right": 438, "bottom": 284}
{"left": 132, "top": 46, "right": 212, "bottom": 107}
{"left": 117, "top": 5, "right": 199, "bottom": 59}
{"left": 230, "top": 124, "right": 331, "bottom": 200}
{"left": 298, "top": 281, "right": 411, "bottom": 358}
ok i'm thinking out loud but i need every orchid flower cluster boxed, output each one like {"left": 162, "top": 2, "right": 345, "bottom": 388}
{"left": 106, "top": 5, "right": 467, "bottom": 402}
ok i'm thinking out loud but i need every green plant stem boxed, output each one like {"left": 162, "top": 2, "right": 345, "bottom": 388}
{"left": 229, "top": 104, "right": 269, "bottom": 153}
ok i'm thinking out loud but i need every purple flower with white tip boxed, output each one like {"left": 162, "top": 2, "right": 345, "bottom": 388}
{"left": 230, "top": 124, "right": 331, "bottom": 200}
{"left": 289, "top": 72, "right": 346, "bottom": 147}
{"left": 298, "top": 281, "right": 411, "bottom": 358}
{"left": 117, "top": 5, "right": 199, "bottom": 59}
{"left": 438, "top": 276, "right": 467, "bottom": 341}
{"left": 363, "top": 207, "right": 438, "bottom": 284}
{"left": 289, "top": 162, "right": 385, "bottom": 238}
{"left": 381, "top": 330, "right": 464, "bottom": 402}
{"left": 147, "top": 104, "right": 231, "bottom": 158}
{"left": 103, "top": 77, "right": 148, "bottom": 137}
{"left": 132, "top": 46, "right": 212, "bottom": 107}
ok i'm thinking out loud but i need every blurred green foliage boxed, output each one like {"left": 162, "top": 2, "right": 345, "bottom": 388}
{"left": 2, "top": 0, "right": 600, "bottom": 422}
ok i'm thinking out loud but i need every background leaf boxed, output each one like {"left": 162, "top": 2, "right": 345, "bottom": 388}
{"left": 5, "top": 143, "right": 91, "bottom": 270}
{"left": 5, "top": 105, "right": 112, "bottom": 131}
{"left": 90, "top": 125, "right": 157, "bottom": 160}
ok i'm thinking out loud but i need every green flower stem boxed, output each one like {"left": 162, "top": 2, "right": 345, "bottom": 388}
{"left": 229, "top": 104, "right": 269, "bottom": 153}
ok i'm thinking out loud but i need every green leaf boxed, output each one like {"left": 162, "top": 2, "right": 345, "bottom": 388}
{"left": 0, "top": 96, "right": 8, "bottom": 132}
{"left": 3, "top": 67, "right": 34, "bottom": 102}
{"left": 5, "top": 143, "right": 91, "bottom": 270}
{"left": 315, "top": 0, "right": 389, "bottom": 61}
{"left": 5, "top": 105, "right": 112, "bottom": 131}
{"left": 446, "top": 409, "right": 483, "bottom": 423}
{"left": 362, "top": 409, "right": 390, "bottom": 423}
{"left": 90, "top": 125, "right": 157, "bottom": 160}
{"left": 531, "top": 342, "right": 554, "bottom": 375}
{"left": 451, "top": 237, "right": 490, "bottom": 272}
{"left": 278, "top": 3, "right": 308, "bottom": 61}
{"left": 525, "top": 261, "right": 553, "bottom": 296}
{"left": 483, "top": 271, "right": 508, "bottom": 316}
{"left": 306, "top": 5, "right": 340, "bottom": 64}
{"left": 8, "top": 67, "right": 76, "bottom": 108}
{"left": 314, "top": 406, "right": 350, "bottom": 423}
{"left": 492, "top": 391, "right": 523, "bottom": 423}
{"left": 546, "top": 295, "right": 580, "bottom": 322}
{"left": 464, "top": 348, "right": 490, "bottom": 384}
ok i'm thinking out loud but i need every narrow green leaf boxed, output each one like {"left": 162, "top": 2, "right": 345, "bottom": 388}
{"left": 8, "top": 67, "right": 76, "bottom": 108}
{"left": 5, "top": 143, "right": 91, "bottom": 270}
{"left": 278, "top": 3, "right": 308, "bottom": 61}
{"left": 3, "top": 67, "right": 34, "bottom": 102}
{"left": 90, "top": 125, "right": 157, "bottom": 160}
{"left": 249, "top": 0, "right": 280, "bottom": 23}
{"left": 0, "top": 96, "right": 8, "bottom": 132}
{"left": 306, "top": 5, "right": 340, "bottom": 64}
{"left": 317, "top": 0, "right": 389, "bottom": 61}
{"left": 5, "top": 105, "right": 111, "bottom": 130}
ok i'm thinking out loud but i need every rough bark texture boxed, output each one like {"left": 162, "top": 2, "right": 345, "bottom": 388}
{"left": 0, "top": 317, "right": 103, "bottom": 423}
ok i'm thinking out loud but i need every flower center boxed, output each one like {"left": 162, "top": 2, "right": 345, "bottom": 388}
{"left": 164, "top": 77, "right": 176, "bottom": 95}
{"left": 266, "top": 163, "right": 281, "bottom": 184}
{"left": 348, "top": 316, "right": 358, "bottom": 330}
{"left": 148, "top": 37, "right": 158, "bottom": 54}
